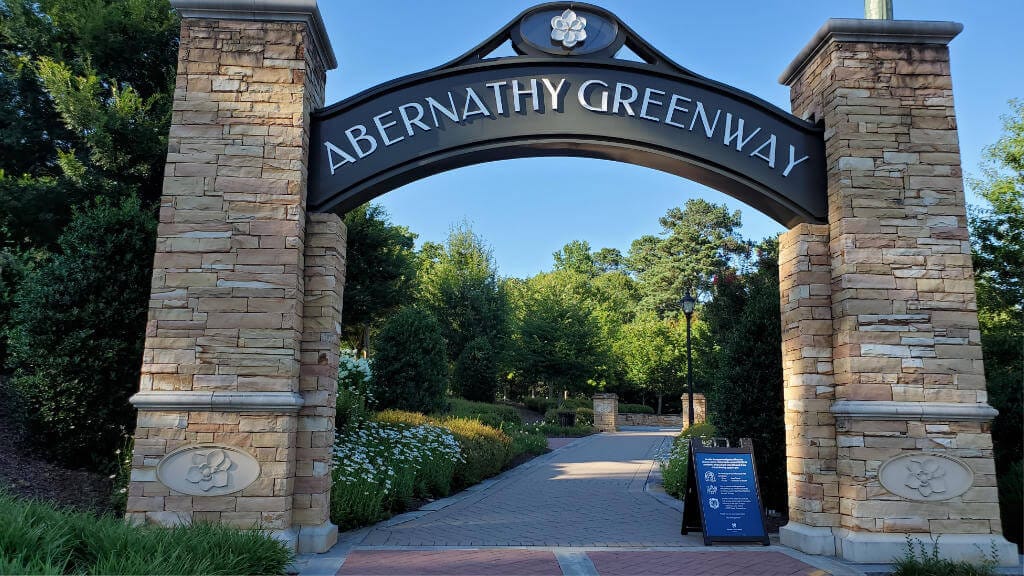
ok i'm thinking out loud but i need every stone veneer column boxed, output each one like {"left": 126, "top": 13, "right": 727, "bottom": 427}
{"left": 592, "top": 393, "right": 618, "bottom": 432}
{"left": 780, "top": 19, "right": 1015, "bottom": 564}
{"left": 778, "top": 224, "right": 839, "bottom": 555}
{"left": 294, "top": 213, "right": 345, "bottom": 552}
{"left": 127, "top": 0, "right": 339, "bottom": 553}
{"left": 680, "top": 393, "right": 707, "bottom": 429}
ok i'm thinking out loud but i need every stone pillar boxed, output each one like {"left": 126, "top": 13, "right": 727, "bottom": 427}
{"left": 127, "top": 0, "right": 339, "bottom": 553}
{"left": 294, "top": 213, "right": 345, "bottom": 552}
{"left": 780, "top": 19, "right": 1015, "bottom": 564}
{"left": 778, "top": 223, "right": 839, "bottom": 555}
{"left": 592, "top": 393, "right": 618, "bottom": 432}
{"left": 680, "top": 393, "right": 707, "bottom": 429}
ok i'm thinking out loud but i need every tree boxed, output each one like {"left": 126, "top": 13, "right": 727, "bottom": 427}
{"left": 369, "top": 307, "right": 449, "bottom": 414}
{"left": 593, "top": 247, "right": 626, "bottom": 274}
{"left": 632, "top": 199, "right": 748, "bottom": 314}
{"left": 417, "top": 224, "right": 510, "bottom": 369}
{"left": 341, "top": 204, "right": 417, "bottom": 355}
{"left": 701, "top": 238, "right": 787, "bottom": 513}
{"left": 513, "top": 270, "right": 609, "bottom": 398}
{"left": 552, "top": 240, "right": 598, "bottom": 277}
{"left": 6, "top": 196, "right": 156, "bottom": 470}
{"left": 968, "top": 100, "right": 1023, "bottom": 549}
{"left": 453, "top": 337, "right": 499, "bottom": 402}
{"left": 616, "top": 312, "right": 684, "bottom": 414}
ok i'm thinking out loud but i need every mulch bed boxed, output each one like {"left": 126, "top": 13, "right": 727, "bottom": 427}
{"left": 0, "top": 377, "right": 116, "bottom": 515}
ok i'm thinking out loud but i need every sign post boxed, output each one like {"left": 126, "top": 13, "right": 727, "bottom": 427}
{"left": 681, "top": 438, "right": 770, "bottom": 546}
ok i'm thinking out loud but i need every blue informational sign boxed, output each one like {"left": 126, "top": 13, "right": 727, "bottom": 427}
{"left": 692, "top": 451, "right": 767, "bottom": 542}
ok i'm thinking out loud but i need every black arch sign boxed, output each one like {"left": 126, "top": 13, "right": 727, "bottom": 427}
{"left": 309, "top": 4, "right": 826, "bottom": 227}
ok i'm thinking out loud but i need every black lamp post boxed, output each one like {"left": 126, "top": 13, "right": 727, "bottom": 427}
{"left": 681, "top": 290, "right": 696, "bottom": 428}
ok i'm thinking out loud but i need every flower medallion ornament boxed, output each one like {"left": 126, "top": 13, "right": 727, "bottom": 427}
{"left": 550, "top": 9, "right": 587, "bottom": 48}
{"left": 185, "top": 448, "right": 232, "bottom": 491}
{"left": 904, "top": 458, "right": 947, "bottom": 498}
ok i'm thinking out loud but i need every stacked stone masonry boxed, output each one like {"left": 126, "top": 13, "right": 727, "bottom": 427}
{"left": 782, "top": 27, "right": 1009, "bottom": 562}
{"left": 128, "top": 13, "right": 336, "bottom": 551}
{"left": 779, "top": 224, "right": 838, "bottom": 529}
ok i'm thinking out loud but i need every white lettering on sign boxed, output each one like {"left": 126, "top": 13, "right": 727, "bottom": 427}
{"left": 322, "top": 76, "right": 814, "bottom": 178}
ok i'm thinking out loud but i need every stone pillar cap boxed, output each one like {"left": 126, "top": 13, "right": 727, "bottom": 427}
{"left": 171, "top": 0, "right": 337, "bottom": 70}
{"left": 593, "top": 393, "right": 618, "bottom": 399}
{"left": 780, "top": 18, "right": 963, "bottom": 86}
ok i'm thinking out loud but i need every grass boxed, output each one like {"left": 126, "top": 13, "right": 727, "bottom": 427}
{"left": 891, "top": 536, "right": 999, "bottom": 576}
{"left": 0, "top": 492, "right": 292, "bottom": 575}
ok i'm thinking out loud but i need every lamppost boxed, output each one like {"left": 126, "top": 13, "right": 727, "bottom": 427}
{"left": 681, "top": 290, "right": 696, "bottom": 428}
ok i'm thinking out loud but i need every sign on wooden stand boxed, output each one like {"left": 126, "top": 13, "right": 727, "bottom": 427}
{"left": 681, "top": 437, "right": 770, "bottom": 546}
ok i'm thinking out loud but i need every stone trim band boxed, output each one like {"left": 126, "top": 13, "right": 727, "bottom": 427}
{"left": 779, "top": 18, "right": 963, "bottom": 85}
{"left": 831, "top": 401, "right": 998, "bottom": 422}
{"left": 129, "top": 391, "right": 305, "bottom": 412}
{"left": 169, "top": 0, "right": 337, "bottom": 70}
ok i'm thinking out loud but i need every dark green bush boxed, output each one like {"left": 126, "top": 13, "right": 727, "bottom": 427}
{"left": 524, "top": 397, "right": 557, "bottom": 413}
{"left": 6, "top": 196, "right": 155, "bottom": 470}
{"left": 370, "top": 306, "right": 449, "bottom": 414}
{"left": 440, "top": 417, "right": 512, "bottom": 487}
{"left": 998, "top": 460, "right": 1022, "bottom": 553}
{"left": 0, "top": 491, "right": 292, "bottom": 574}
{"left": 618, "top": 403, "right": 654, "bottom": 414}
{"left": 574, "top": 407, "right": 594, "bottom": 426}
{"left": 453, "top": 337, "right": 499, "bottom": 402}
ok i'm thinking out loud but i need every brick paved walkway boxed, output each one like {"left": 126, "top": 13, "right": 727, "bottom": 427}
{"left": 299, "top": 429, "right": 862, "bottom": 576}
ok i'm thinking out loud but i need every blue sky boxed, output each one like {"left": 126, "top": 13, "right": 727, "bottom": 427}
{"left": 316, "top": 1, "right": 1021, "bottom": 278}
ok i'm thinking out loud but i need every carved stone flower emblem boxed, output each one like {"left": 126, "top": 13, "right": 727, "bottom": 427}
{"left": 186, "top": 449, "right": 232, "bottom": 491}
{"left": 905, "top": 458, "right": 947, "bottom": 497}
{"left": 551, "top": 9, "right": 587, "bottom": 48}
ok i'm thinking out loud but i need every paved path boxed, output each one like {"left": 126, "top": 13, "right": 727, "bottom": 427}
{"left": 298, "top": 429, "right": 864, "bottom": 576}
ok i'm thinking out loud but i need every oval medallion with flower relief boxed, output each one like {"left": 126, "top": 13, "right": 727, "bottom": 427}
{"left": 878, "top": 453, "right": 973, "bottom": 502}
{"left": 156, "top": 444, "right": 260, "bottom": 496}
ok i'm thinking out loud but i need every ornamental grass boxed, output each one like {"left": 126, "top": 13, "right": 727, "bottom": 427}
{"left": 0, "top": 492, "right": 292, "bottom": 575}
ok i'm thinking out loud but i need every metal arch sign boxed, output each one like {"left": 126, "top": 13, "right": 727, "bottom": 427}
{"left": 309, "top": 3, "right": 826, "bottom": 227}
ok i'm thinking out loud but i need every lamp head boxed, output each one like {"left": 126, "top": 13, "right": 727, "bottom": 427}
{"left": 681, "top": 290, "right": 695, "bottom": 317}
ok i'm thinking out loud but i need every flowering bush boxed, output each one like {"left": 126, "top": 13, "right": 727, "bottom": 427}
{"left": 331, "top": 419, "right": 461, "bottom": 529}
{"left": 337, "top": 350, "right": 373, "bottom": 432}
{"left": 658, "top": 422, "right": 718, "bottom": 499}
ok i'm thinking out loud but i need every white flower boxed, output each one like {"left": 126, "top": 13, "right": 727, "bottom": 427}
{"left": 551, "top": 9, "right": 587, "bottom": 48}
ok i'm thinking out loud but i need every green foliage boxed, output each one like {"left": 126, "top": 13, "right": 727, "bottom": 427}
{"left": 417, "top": 223, "right": 510, "bottom": 368}
{"left": 891, "top": 536, "right": 999, "bottom": 576}
{"left": 7, "top": 196, "right": 155, "bottom": 470}
{"left": 453, "top": 337, "right": 499, "bottom": 402}
{"left": 700, "top": 238, "right": 787, "bottom": 513}
{"left": 370, "top": 306, "right": 449, "bottom": 414}
{"left": 0, "top": 491, "right": 292, "bottom": 575}
{"left": 332, "top": 418, "right": 461, "bottom": 529}
{"left": 511, "top": 270, "right": 610, "bottom": 396}
{"left": 998, "top": 460, "right": 1022, "bottom": 553}
{"left": 616, "top": 311, "right": 685, "bottom": 414}
{"left": 439, "top": 417, "right": 512, "bottom": 488}
{"left": 967, "top": 100, "right": 1023, "bottom": 550}
{"left": 444, "top": 397, "right": 521, "bottom": 428}
{"left": 629, "top": 199, "right": 748, "bottom": 313}
{"left": 618, "top": 403, "right": 655, "bottom": 414}
{"left": 660, "top": 422, "right": 719, "bottom": 499}
{"left": 336, "top": 351, "right": 373, "bottom": 433}
{"left": 502, "top": 424, "right": 548, "bottom": 457}
{"left": 341, "top": 204, "right": 417, "bottom": 353}
{"left": 534, "top": 422, "right": 595, "bottom": 437}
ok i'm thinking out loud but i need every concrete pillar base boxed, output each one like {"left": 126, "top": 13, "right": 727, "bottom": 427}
{"left": 269, "top": 527, "right": 299, "bottom": 551}
{"left": 297, "top": 521, "right": 339, "bottom": 554}
{"left": 834, "top": 529, "right": 1019, "bottom": 567}
{"left": 779, "top": 522, "right": 836, "bottom": 556}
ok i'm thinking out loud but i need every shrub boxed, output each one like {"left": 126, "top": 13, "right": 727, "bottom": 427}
{"left": 660, "top": 422, "right": 719, "bottom": 499}
{"left": 439, "top": 417, "right": 512, "bottom": 488}
{"left": 502, "top": 424, "right": 548, "bottom": 458}
{"left": 336, "top": 350, "right": 374, "bottom": 431}
{"left": 374, "top": 409, "right": 431, "bottom": 427}
{"left": 536, "top": 423, "right": 595, "bottom": 437}
{"left": 543, "top": 406, "right": 594, "bottom": 427}
{"left": 618, "top": 403, "right": 654, "bottom": 414}
{"left": 0, "top": 491, "right": 292, "bottom": 574}
{"left": 445, "top": 397, "right": 522, "bottom": 428}
{"left": 6, "top": 196, "right": 156, "bottom": 470}
{"left": 998, "top": 460, "right": 1022, "bottom": 552}
{"left": 574, "top": 407, "right": 594, "bottom": 426}
{"left": 370, "top": 307, "right": 448, "bottom": 414}
{"left": 524, "top": 397, "right": 557, "bottom": 413}
{"left": 453, "top": 337, "right": 499, "bottom": 402}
